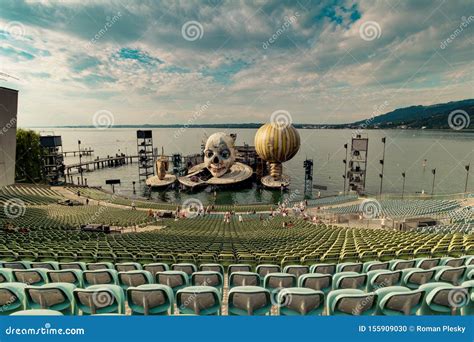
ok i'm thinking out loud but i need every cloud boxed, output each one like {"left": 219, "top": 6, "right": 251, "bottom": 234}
{"left": 0, "top": 0, "right": 472, "bottom": 127}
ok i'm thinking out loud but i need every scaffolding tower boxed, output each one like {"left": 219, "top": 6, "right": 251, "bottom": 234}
{"left": 40, "top": 135, "right": 65, "bottom": 185}
{"left": 136, "top": 130, "right": 154, "bottom": 182}
{"left": 303, "top": 159, "right": 313, "bottom": 198}
{"left": 347, "top": 134, "right": 369, "bottom": 194}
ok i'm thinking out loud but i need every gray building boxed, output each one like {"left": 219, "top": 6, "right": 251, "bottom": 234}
{"left": 0, "top": 87, "right": 18, "bottom": 187}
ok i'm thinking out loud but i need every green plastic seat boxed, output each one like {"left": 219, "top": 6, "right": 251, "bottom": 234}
{"left": 176, "top": 286, "right": 221, "bottom": 315}
{"left": 228, "top": 264, "right": 252, "bottom": 275}
{"left": 229, "top": 272, "right": 260, "bottom": 288}
{"left": 461, "top": 280, "right": 474, "bottom": 315}
{"left": 336, "top": 262, "right": 363, "bottom": 273}
{"left": 74, "top": 284, "right": 125, "bottom": 315}
{"left": 30, "top": 262, "right": 59, "bottom": 270}
{"left": 2, "top": 261, "right": 30, "bottom": 270}
{"left": 118, "top": 270, "right": 153, "bottom": 292}
{"left": 433, "top": 266, "right": 466, "bottom": 286}
{"left": 283, "top": 265, "right": 309, "bottom": 279}
{"left": 401, "top": 268, "right": 435, "bottom": 289}
{"left": 47, "top": 269, "right": 84, "bottom": 288}
{"left": 155, "top": 271, "right": 189, "bottom": 293}
{"left": 171, "top": 263, "right": 197, "bottom": 277}
{"left": 366, "top": 270, "right": 402, "bottom": 291}
{"left": 0, "top": 282, "right": 27, "bottom": 315}
{"left": 363, "top": 261, "right": 389, "bottom": 273}
{"left": 419, "top": 282, "right": 468, "bottom": 315}
{"left": 25, "top": 283, "right": 77, "bottom": 315}
{"left": 263, "top": 272, "right": 297, "bottom": 301}
{"left": 10, "top": 309, "right": 63, "bottom": 315}
{"left": 58, "top": 262, "right": 86, "bottom": 271}
{"left": 327, "top": 289, "right": 378, "bottom": 316}
{"left": 143, "top": 263, "right": 169, "bottom": 276}
{"left": 441, "top": 257, "right": 465, "bottom": 267}
{"left": 228, "top": 286, "right": 271, "bottom": 315}
{"left": 415, "top": 258, "right": 440, "bottom": 270}
{"left": 333, "top": 272, "right": 367, "bottom": 290}
{"left": 310, "top": 263, "right": 336, "bottom": 275}
{"left": 0, "top": 268, "right": 14, "bottom": 283}
{"left": 115, "top": 262, "right": 142, "bottom": 272}
{"left": 127, "top": 284, "right": 174, "bottom": 315}
{"left": 82, "top": 269, "right": 119, "bottom": 287}
{"left": 191, "top": 271, "right": 223, "bottom": 292}
{"left": 375, "top": 286, "right": 424, "bottom": 315}
{"left": 12, "top": 268, "right": 48, "bottom": 286}
{"left": 86, "top": 262, "right": 114, "bottom": 270}
{"left": 256, "top": 264, "right": 281, "bottom": 281}
{"left": 199, "top": 263, "right": 224, "bottom": 275}
{"left": 277, "top": 287, "right": 324, "bottom": 316}
{"left": 298, "top": 273, "right": 332, "bottom": 294}
{"left": 389, "top": 259, "right": 416, "bottom": 271}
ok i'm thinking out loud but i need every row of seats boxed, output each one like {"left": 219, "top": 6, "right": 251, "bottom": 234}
{"left": 1, "top": 280, "right": 472, "bottom": 316}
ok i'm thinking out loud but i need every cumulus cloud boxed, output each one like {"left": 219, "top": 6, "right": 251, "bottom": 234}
{"left": 0, "top": 0, "right": 472, "bottom": 126}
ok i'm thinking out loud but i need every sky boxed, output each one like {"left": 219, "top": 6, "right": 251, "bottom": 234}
{"left": 0, "top": 0, "right": 473, "bottom": 127}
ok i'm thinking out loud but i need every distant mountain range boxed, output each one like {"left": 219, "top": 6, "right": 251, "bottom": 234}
{"left": 350, "top": 98, "right": 474, "bottom": 129}
{"left": 34, "top": 99, "right": 473, "bottom": 130}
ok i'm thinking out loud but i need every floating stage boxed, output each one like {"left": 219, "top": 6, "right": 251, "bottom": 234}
{"left": 261, "top": 174, "right": 291, "bottom": 189}
{"left": 145, "top": 174, "right": 177, "bottom": 188}
{"left": 178, "top": 162, "right": 253, "bottom": 190}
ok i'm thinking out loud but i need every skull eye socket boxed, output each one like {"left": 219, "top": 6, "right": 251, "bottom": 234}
{"left": 220, "top": 149, "right": 231, "bottom": 159}
{"left": 205, "top": 150, "right": 214, "bottom": 159}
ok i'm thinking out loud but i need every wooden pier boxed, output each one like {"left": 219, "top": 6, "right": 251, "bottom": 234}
{"left": 62, "top": 148, "right": 94, "bottom": 157}
{"left": 65, "top": 154, "right": 138, "bottom": 174}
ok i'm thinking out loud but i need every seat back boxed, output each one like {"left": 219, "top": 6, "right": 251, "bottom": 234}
{"left": 73, "top": 284, "right": 125, "bottom": 315}
{"left": 277, "top": 288, "right": 324, "bottom": 315}
{"left": 171, "top": 263, "right": 197, "bottom": 276}
{"left": 0, "top": 283, "right": 27, "bottom": 315}
{"left": 310, "top": 263, "right": 336, "bottom": 275}
{"left": 25, "top": 283, "right": 76, "bottom": 314}
{"left": 176, "top": 286, "right": 221, "bottom": 315}
{"left": 12, "top": 269, "right": 48, "bottom": 286}
{"left": 47, "top": 270, "right": 83, "bottom": 287}
{"left": 191, "top": 271, "right": 223, "bottom": 290}
{"left": 82, "top": 269, "right": 118, "bottom": 287}
{"left": 115, "top": 263, "right": 142, "bottom": 272}
{"left": 228, "top": 286, "right": 271, "bottom": 316}
{"left": 118, "top": 271, "right": 153, "bottom": 290}
{"left": 327, "top": 289, "right": 378, "bottom": 316}
{"left": 127, "top": 284, "right": 174, "bottom": 315}
{"left": 143, "top": 263, "right": 169, "bottom": 276}
{"left": 155, "top": 271, "right": 188, "bottom": 292}
{"left": 283, "top": 265, "right": 309, "bottom": 279}
{"left": 256, "top": 264, "right": 281, "bottom": 279}
{"left": 298, "top": 273, "right": 332, "bottom": 294}
{"left": 229, "top": 272, "right": 260, "bottom": 288}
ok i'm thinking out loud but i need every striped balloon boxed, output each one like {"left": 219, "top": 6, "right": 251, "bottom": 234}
{"left": 254, "top": 123, "right": 300, "bottom": 163}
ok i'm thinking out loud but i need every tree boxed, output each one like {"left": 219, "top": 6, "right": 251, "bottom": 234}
{"left": 15, "top": 129, "right": 42, "bottom": 182}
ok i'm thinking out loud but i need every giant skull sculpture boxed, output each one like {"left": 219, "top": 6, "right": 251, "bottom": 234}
{"left": 204, "top": 132, "right": 236, "bottom": 178}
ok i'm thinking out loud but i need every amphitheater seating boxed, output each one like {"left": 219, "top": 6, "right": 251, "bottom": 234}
{"left": 0, "top": 257, "right": 473, "bottom": 315}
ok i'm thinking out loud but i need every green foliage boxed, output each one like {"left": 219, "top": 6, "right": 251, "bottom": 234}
{"left": 15, "top": 129, "right": 42, "bottom": 182}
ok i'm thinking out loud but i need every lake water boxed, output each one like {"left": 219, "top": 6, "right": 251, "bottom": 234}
{"left": 32, "top": 128, "right": 473, "bottom": 204}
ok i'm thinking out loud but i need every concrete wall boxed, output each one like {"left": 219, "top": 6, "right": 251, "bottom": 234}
{"left": 0, "top": 87, "right": 18, "bottom": 187}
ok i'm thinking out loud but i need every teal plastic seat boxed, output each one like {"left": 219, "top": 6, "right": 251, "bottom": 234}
{"left": 155, "top": 271, "right": 189, "bottom": 293}
{"left": 228, "top": 264, "right": 252, "bottom": 275}
{"left": 375, "top": 286, "right": 424, "bottom": 315}
{"left": 47, "top": 269, "right": 83, "bottom": 288}
{"left": 367, "top": 270, "right": 402, "bottom": 291}
{"left": 0, "top": 282, "right": 27, "bottom": 315}
{"left": 464, "top": 256, "right": 474, "bottom": 266}
{"left": 333, "top": 272, "right": 367, "bottom": 290}
{"left": 118, "top": 270, "right": 153, "bottom": 292}
{"left": 199, "top": 263, "right": 224, "bottom": 275}
{"left": 363, "top": 261, "right": 389, "bottom": 273}
{"left": 127, "top": 284, "right": 174, "bottom": 315}
{"left": 31, "top": 262, "right": 59, "bottom": 270}
{"left": 256, "top": 264, "right": 281, "bottom": 281}
{"left": 229, "top": 272, "right": 260, "bottom": 288}
{"left": 25, "top": 283, "right": 77, "bottom": 315}
{"left": 283, "top": 265, "right": 310, "bottom": 279}
{"left": 0, "top": 268, "right": 14, "bottom": 283}
{"left": 10, "top": 309, "right": 63, "bottom": 316}
{"left": 336, "top": 262, "right": 363, "bottom": 273}
{"left": 86, "top": 262, "right": 114, "bottom": 270}
{"left": 401, "top": 268, "right": 435, "bottom": 289}
{"left": 171, "top": 263, "right": 197, "bottom": 277}
{"left": 461, "top": 280, "right": 474, "bottom": 315}
{"left": 228, "top": 286, "right": 271, "bottom": 315}
{"left": 327, "top": 289, "right": 378, "bottom": 316}
{"left": 433, "top": 266, "right": 466, "bottom": 286}
{"left": 277, "top": 287, "right": 324, "bottom": 315}
{"left": 73, "top": 284, "right": 125, "bottom": 315}
{"left": 115, "top": 262, "right": 142, "bottom": 272}
{"left": 419, "top": 282, "right": 468, "bottom": 315}
{"left": 191, "top": 271, "right": 223, "bottom": 292}
{"left": 143, "top": 263, "right": 169, "bottom": 276}
{"left": 176, "top": 286, "right": 221, "bottom": 315}
{"left": 2, "top": 261, "right": 30, "bottom": 270}
{"left": 389, "top": 259, "right": 416, "bottom": 271}
{"left": 441, "top": 257, "right": 465, "bottom": 267}
{"left": 298, "top": 273, "right": 332, "bottom": 294}
{"left": 415, "top": 258, "right": 440, "bottom": 270}
{"left": 82, "top": 269, "right": 119, "bottom": 287}
{"left": 310, "top": 263, "right": 336, "bottom": 275}
{"left": 58, "top": 262, "right": 86, "bottom": 271}
{"left": 264, "top": 272, "right": 297, "bottom": 302}
{"left": 12, "top": 268, "right": 48, "bottom": 286}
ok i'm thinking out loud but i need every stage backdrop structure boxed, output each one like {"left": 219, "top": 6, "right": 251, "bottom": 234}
{"left": 0, "top": 87, "right": 18, "bottom": 187}
{"left": 178, "top": 132, "right": 252, "bottom": 189}
{"left": 254, "top": 120, "right": 300, "bottom": 188}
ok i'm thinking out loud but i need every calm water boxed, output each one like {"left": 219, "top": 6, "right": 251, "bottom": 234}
{"left": 32, "top": 128, "right": 473, "bottom": 204}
